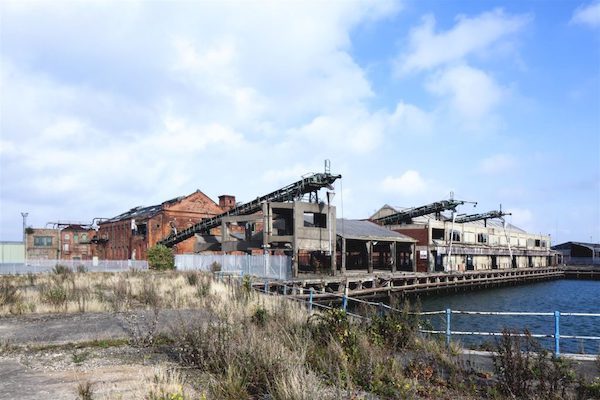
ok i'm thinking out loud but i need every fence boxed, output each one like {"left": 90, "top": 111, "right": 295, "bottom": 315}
{"left": 175, "top": 254, "right": 292, "bottom": 280}
{"left": 0, "top": 259, "right": 149, "bottom": 274}
{"left": 250, "top": 281, "right": 600, "bottom": 356}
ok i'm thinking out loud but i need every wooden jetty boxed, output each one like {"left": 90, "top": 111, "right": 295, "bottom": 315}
{"left": 562, "top": 265, "right": 600, "bottom": 280}
{"left": 258, "top": 267, "right": 564, "bottom": 301}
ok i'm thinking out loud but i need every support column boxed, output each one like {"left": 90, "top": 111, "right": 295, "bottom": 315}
{"left": 391, "top": 242, "right": 397, "bottom": 273}
{"left": 368, "top": 241, "right": 374, "bottom": 274}
{"left": 412, "top": 243, "right": 417, "bottom": 272}
{"left": 341, "top": 238, "right": 347, "bottom": 275}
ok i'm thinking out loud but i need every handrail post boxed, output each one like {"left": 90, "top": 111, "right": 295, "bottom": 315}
{"left": 309, "top": 288, "right": 314, "bottom": 313}
{"left": 554, "top": 310, "right": 560, "bottom": 356}
{"left": 446, "top": 308, "right": 452, "bottom": 348}
{"left": 264, "top": 280, "right": 268, "bottom": 294}
{"left": 378, "top": 302, "right": 385, "bottom": 317}
{"left": 342, "top": 287, "right": 348, "bottom": 312}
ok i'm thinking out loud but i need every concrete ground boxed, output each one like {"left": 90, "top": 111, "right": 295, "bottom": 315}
{"left": 0, "top": 310, "right": 207, "bottom": 399}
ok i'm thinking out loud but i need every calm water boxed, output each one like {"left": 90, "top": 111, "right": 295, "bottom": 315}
{"left": 414, "top": 280, "right": 600, "bottom": 354}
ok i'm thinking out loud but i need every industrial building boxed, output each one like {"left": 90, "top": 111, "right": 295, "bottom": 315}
{"left": 371, "top": 202, "right": 557, "bottom": 272}
{"left": 552, "top": 242, "right": 600, "bottom": 266}
{"left": 94, "top": 190, "right": 233, "bottom": 260}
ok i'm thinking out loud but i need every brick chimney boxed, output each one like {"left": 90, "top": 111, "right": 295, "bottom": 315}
{"left": 218, "top": 195, "right": 236, "bottom": 212}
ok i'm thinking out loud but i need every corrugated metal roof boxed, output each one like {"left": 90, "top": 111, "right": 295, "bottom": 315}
{"left": 336, "top": 219, "right": 416, "bottom": 242}
{"left": 103, "top": 204, "right": 163, "bottom": 223}
{"left": 552, "top": 241, "right": 600, "bottom": 250}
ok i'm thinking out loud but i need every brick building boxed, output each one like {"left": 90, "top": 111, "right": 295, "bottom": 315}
{"left": 60, "top": 225, "right": 95, "bottom": 260}
{"left": 94, "top": 190, "right": 234, "bottom": 260}
{"left": 26, "top": 228, "right": 60, "bottom": 260}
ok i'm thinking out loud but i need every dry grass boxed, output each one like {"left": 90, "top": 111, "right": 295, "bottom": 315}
{"left": 0, "top": 271, "right": 217, "bottom": 316}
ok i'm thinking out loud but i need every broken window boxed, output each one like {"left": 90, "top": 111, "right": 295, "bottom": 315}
{"left": 477, "top": 233, "right": 488, "bottom": 243}
{"left": 303, "top": 212, "right": 327, "bottom": 228}
{"left": 535, "top": 239, "right": 541, "bottom": 247}
{"left": 432, "top": 228, "right": 445, "bottom": 240}
{"left": 450, "top": 230, "right": 461, "bottom": 242}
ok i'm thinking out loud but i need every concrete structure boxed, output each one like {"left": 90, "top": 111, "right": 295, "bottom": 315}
{"left": 26, "top": 228, "right": 60, "bottom": 260}
{"left": 552, "top": 242, "right": 600, "bottom": 265}
{"left": 95, "top": 190, "right": 230, "bottom": 260}
{"left": 0, "top": 241, "right": 25, "bottom": 263}
{"left": 371, "top": 205, "right": 556, "bottom": 272}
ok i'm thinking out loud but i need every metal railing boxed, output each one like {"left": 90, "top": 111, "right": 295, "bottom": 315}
{"left": 248, "top": 279, "right": 600, "bottom": 356}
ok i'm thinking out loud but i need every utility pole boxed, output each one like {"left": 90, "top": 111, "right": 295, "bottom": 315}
{"left": 21, "top": 212, "right": 28, "bottom": 266}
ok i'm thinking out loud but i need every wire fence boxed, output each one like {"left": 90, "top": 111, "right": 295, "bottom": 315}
{"left": 245, "top": 279, "right": 600, "bottom": 356}
{"left": 175, "top": 254, "right": 291, "bottom": 280}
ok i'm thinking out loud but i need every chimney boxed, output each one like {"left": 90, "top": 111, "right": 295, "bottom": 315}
{"left": 219, "top": 195, "right": 236, "bottom": 212}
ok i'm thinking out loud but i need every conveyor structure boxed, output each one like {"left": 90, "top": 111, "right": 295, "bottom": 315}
{"left": 158, "top": 172, "right": 341, "bottom": 248}
{"left": 454, "top": 210, "right": 511, "bottom": 225}
{"left": 374, "top": 199, "right": 471, "bottom": 226}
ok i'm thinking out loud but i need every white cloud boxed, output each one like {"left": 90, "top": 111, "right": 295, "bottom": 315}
{"left": 506, "top": 208, "right": 534, "bottom": 231}
{"left": 0, "top": 1, "right": 408, "bottom": 239}
{"left": 571, "top": 1, "right": 600, "bottom": 28}
{"left": 381, "top": 170, "right": 428, "bottom": 195}
{"left": 479, "top": 154, "right": 518, "bottom": 174}
{"left": 396, "top": 9, "right": 530, "bottom": 74}
{"left": 426, "top": 64, "right": 505, "bottom": 122}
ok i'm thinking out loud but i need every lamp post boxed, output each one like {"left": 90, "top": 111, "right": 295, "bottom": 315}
{"left": 21, "top": 212, "right": 28, "bottom": 266}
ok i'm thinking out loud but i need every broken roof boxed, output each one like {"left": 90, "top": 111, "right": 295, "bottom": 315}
{"left": 336, "top": 219, "right": 416, "bottom": 242}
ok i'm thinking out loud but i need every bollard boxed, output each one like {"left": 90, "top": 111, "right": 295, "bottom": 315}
{"left": 554, "top": 311, "right": 560, "bottom": 356}
{"left": 446, "top": 308, "right": 452, "bottom": 348}
{"left": 378, "top": 302, "right": 385, "bottom": 317}
{"left": 342, "top": 294, "right": 348, "bottom": 311}
{"left": 309, "top": 288, "right": 314, "bottom": 313}
{"left": 264, "top": 280, "right": 269, "bottom": 294}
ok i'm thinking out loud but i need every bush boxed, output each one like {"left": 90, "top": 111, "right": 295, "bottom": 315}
{"left": 42, "top": 284, "right": 68, "bottom": 310}
{"left": 493, "top": 329, "right": 577, "bottom": 399}
{"left": 0, "top": 280, "right": 21, "bottom": 306}
{"left": 53, "top": 264, "right": 73, "bottom": 275}
{"left": 147, "top": 245, "right": 175, "bottom": 271}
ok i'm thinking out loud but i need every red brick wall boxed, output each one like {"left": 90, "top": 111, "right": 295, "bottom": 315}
{"left": 393, "top": 227, "right": 429, "bottom": 245}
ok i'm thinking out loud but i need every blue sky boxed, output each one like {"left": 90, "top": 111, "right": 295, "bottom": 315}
{"left": 1, "top": 0, "right": 598, "bottom": 245}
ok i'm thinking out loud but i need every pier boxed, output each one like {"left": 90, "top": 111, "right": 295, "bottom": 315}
{"left": 257, "top": 266, "right": 564, "bottom": 300}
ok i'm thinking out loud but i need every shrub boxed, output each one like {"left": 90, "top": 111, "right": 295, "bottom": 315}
{"left": 493, "top": 329, "right": 577, "bottom": 399}
{"left": 42, "top": 284, "right": 68, "bottom": 310}
{"left": 53, "top": 264, "right": 73, "bottom": 275}
{"left": 76, "top": 265, "right": 88, "bottom": 273}
{"left": 251, "top": 306, "right": 268, "bottom": 327}
{"left": 185, "top": 272, "right": 198, "bottom": 286}
{"left": 77, "top": 381, "right": 94, "bottom": 400}
{"left": 147, "top": 245, "right": 175, "bottom": 271}
{"left": 210, "top": 262, "right": 221, "bottom": 273}
{"left": 0, "top": 280, "right": 21, "bottom": 307}
{"left": 368, "top": 302, "right": 420, "bottom": 350}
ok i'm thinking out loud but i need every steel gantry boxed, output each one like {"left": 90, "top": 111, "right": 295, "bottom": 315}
{"left": 158, "top": 171, "right": 341, "bottom": 248}
{"left": 374, "top": 199, "right": 475, "bottom": 226}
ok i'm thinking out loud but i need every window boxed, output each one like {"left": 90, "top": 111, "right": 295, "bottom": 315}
{"left": 477, "top": 233, "right": 488, "bottom": 243}
{"left": 535, "top": 239, "right": 541, "bottom": 247}
{"left": 63, "top": 244, "right": 69, "bottom": 252}
{"left": 81, "top": 233, "right": 88, "bottom": 241}
{"left": 540, "top": 241, "right": 546, "bottom": 248}
{"left": 34, "top": 236, "right": 53, "bottom": 246}
{"left": 303, "top": 212, "right": 327, "bottom": 228}
{"left": 73, "top": 234, "right": 79, "bottom": 243}
{"left": 450, "top": 230, "right": 461, "bottom": 242}
{"left": 64, "top": 233, "right": 70, "bottom": 240}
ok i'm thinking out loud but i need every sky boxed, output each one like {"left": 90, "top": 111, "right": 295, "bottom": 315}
{"left": 0, "top": 0, "right": 599, "bottom": 245}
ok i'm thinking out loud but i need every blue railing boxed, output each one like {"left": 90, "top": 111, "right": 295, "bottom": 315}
{"left": 246, "top": 278, "right": 600, "bottom": 356}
